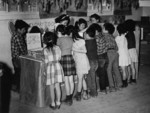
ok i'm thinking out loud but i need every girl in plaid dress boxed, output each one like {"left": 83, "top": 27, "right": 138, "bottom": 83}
{"left": 56, "top": 24, "right": 76, "bottom": 106}
{"left": 43, "top": 32, "right": 64, "bottom": 110}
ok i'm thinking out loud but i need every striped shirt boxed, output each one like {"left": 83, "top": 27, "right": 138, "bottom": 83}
{"left": 103, "top": 33, "right": 118, "bottom": 51}
{"left": 11, "top": 33, "right": 27, "bottom": 59}
{"left": 96, "top": 33, "right": 108, "bottom": 55}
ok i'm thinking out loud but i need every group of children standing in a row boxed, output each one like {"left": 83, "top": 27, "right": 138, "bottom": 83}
{"left": 42, "top": 14, "right": 139, "bottom": 110}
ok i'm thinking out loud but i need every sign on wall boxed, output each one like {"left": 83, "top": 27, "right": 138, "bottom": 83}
{"left": 26, "top": 18, "right": 55, "bottom": 31}
{"left": 87, "top": 0, "right": 114, "bottom": 16}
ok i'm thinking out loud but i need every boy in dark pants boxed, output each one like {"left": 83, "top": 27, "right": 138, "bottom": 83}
{"left": 103, "top": 23, "right": 122, "bottom": 91}
{"left": 90, "top": 23, "right": 109, "bottom": 94}
{"left": 11, "top": 20, "right": 30, "bottom": 92}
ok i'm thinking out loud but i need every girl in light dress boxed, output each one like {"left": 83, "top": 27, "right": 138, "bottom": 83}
{"left": 73, "top": 18, "right": 90, "bottom": 101}
{"left": 115, "top": 23, "right": 131, "bottom": 88}
{"left": 43, "top": 32, "right": 64, "bottom": 110}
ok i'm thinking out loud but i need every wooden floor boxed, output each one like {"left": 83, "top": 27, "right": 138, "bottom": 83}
{"left": 8, "top": 64, "right": 150, "bottom": 113}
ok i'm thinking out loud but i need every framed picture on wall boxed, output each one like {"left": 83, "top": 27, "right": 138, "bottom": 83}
{"left": 87, "top": 0, "right": 114, "bottom": 16}
{"left": 0, "top": 0, "right": 38, "bottom": 12}
{"left": 66, "top": 0, "right": 87, "bottom": 16}
{"left": 39, "top": 0, "right": 74, "bottom": 18}
{"left": 0, "top": 0, "right": 6, "bottom": 11}
{"left": 114, "top": 0, "right": 132, "bottom": 15}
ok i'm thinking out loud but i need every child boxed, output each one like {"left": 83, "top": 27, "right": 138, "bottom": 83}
{"left": 56, "top": 24, "right": 76, "bottom": 106}
{"left": 11, "top": 19, "right": 30, "bottom": 92}
{"left": 71, "top": 24, "right": 90, "bottom": 101}
{"left": 85, "top": 25, "right": 99, "bottom": 97}
{"left": 115, "top": 23, "right": 131, "bottom": 87}
{"left": 89, "top": 13, "right": 101, "bottom": 24}
{"left": 74, "top": 18, "right": 88, "bottom": 37}
{"left": 125, "top": 19, "right": 138, "bottom": 84}
{"left": 103, "top": 23, "right": 122, "bottom": 91}
{"left": 43, "top": 32, "right": 64, "bottom": 110}
{"left": 89, "top": 23, "right": 109, "bottom": 94}
{"left": 54, "top": 14, "right": 70, "bottom": 44}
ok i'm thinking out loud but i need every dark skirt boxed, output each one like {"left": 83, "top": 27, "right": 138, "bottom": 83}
{"left": 60, "top": 55, "right": 76, "bottom": 76}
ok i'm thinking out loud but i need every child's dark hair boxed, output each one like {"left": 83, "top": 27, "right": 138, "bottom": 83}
{"left": 88, "top": 23, "right": 102, "bottom": 33}
{"left": 29, "top": 26, "right": 42, "bottom": 33}
{"left": 69, "top": 25, "right": 83, "bottom": 41}
{"left": 65, "top": 25, "right": 74, "bottom": 35}
{"left": 29, "top": 26, "right": 43, "bottom": 47}
{"left": 103, "top": 23, "right": 115, "bottom": 34}
{"left": 55, "top": 14, "right": 70, "bottom": 26}
{"left": 124, "top": 19, "right": 135, "bottom": 32}
{"left": 56, "top": 24, "right": 82, "bottom": 41}
{"left": 55, "top": 24, "right": 66, "bottom": 35}
{"left": 43, "top": 32, "right": 57, "bottom": 49}
{"left": 75, "top": 18, "right": 87, "bottom": 31}
{"left": 117, "top": 23, "right": 127, "bottom": 35}
{"left": 90, "top": 13, "right": 101, "bottom": 22}
{"left": 86, "top": 26, "right": 96, "bottom": 38}
{"left": 15, "top": 19, "right": 30, "bottom": 30}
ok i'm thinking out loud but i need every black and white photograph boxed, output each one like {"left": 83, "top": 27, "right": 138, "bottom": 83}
{"left": 0, "top": 0, "right": 150, "bottom": 113}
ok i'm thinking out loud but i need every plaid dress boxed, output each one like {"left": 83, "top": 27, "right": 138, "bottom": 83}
{"left": 43, "top": 46, "right": 64, "bottom": 85}
{"left": 60, "top": 55, "right": 76, "bottom": 76}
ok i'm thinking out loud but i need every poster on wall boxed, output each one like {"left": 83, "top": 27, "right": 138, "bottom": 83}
{"left": 39, "top": 0, "right": 88, "bottom": 18}
{"left": 39, "top": 0, "right": 72, "bottom": 18}
{"left": 114, "top": 0, "right": 132, "bottom": 15}
{"left": 66, "top": 0, "right": 87, "bottom": 16}
{"left": 0, "top": 0, "right": 5, "bottom": 11}
{"left": 87, "top": 0, "right": 114, "bottom": 16}
{"left": 27, "top": 18, "right": 55, "bottom": 31}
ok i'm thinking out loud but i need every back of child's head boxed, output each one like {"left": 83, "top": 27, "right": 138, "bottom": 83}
{"left": 55, "top": 24, "right": 66, "bottom": 35}
{"left": 117, "top": 23, "right": 127, "bottom": 36}
{"left": 86, "top": 26, "right": 96, "bottom": 38}
{"left": 124, "top": 19, "right": 135, "bottom": 32}
{"left": 89, "top": 23, "right": 102, "bottom": 33}
{"left": 103, "top": 23, "right": 115, "bottom": 34}
{"left": 43, "top": 31, "right": 57, "bottom": 48}
{"left": 65, "top": 25, "right": 75, "bottom": 36}
{"left": 66, "top": 25, "right": 82, "bottom": 41}
{"left": 15, "top": 19, "right": 30, "bottom": 30}
{"left": 29, "top": 26, "right": 41, "bottom": 33}
{"left": 75, "top": 18, "right": 87, "bottom": 31}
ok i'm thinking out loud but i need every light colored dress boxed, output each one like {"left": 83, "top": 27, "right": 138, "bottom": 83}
{"left": 72, "top": 38, "right": 90, "bottom": 75}
{"left": 115, "top": 35, "right": 131, "bottom": 66}
{"left": 43, "top": 46, "right": 64, "bottom": 85}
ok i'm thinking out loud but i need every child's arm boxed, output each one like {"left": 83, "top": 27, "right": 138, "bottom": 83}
{"left": 57, "top": 46, "right": 62, "bottom": 61}
{"left": 72, "top": 40, "right": 87, "bottom": 53}
{"left": 72, "top": 45, "right": 86, "bottom": 53}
